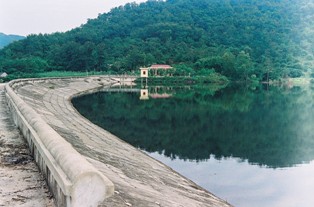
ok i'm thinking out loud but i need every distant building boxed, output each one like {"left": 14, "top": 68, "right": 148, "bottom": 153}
{"left": 140, "top": 68, "right": 149, "bottom": 78}
{"left": 0, "top": 72, "right": 8, "bottom": 78}
{"left": 149, "top": 64, "right": 173, "bottom": 76}
{"left": 149, "top": 64, "right": 173, "bottom": 70}
{"left": 139, "top": 64, "right": 173, "bottom": 77}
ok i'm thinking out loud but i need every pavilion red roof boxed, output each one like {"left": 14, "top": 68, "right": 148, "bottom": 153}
{"left": 149, "top": 64, "right": 173, "bottom": 69}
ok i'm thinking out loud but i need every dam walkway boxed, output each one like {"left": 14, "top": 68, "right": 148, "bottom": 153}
{"left": 0, "top": 84, "right": 54, "bottom": 207}
{"left": 7, "top": 77, "right": 232, "bottom": 207}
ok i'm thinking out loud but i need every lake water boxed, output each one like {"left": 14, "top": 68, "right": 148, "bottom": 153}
{"left": 72, "top": 84, "right": 314, "bottom": 207}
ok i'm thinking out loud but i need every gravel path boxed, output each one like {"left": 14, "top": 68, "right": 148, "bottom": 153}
{"left": 0, "top": 84, "right": 54, "bottom": 207}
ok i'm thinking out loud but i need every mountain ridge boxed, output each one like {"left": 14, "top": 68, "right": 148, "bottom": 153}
{"left": 0, "top": 33, "right": 25, "bottom": 49}
{"left": 0, "top": 0, "right": 312, "bottom": 81}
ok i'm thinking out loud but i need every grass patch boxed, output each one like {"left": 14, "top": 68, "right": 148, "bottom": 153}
{"left": 34, "top": 71, "right": 110, "bottom": 78}
{"left": 135, "top": 74, "right": 229, "bottom": 85}
{"left": 1, "top": 71, "right": 120, "bottom": 82}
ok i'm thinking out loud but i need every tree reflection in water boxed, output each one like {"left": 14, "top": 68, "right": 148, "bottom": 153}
{"left": 72, "top": 85, "right": 314, "bottom": 168}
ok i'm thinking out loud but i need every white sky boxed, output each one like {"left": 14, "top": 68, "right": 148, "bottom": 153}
{"left": 0, "top": 0, "right": 147, "bottom": 36}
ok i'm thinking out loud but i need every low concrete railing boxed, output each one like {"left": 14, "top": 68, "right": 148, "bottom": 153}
{"left": 5, "top": 79, "right": 114, "bottom": 207}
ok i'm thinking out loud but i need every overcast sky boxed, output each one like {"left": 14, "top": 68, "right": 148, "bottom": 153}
{"left": 0, "top": 0, "right": 147, "bottom": 36}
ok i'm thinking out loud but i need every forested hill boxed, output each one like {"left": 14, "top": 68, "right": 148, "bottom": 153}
{"left": 0, "top": 33, "right": 24, "bottom": 49}
{"left": 0, "top": 0, "right": 312, "bottom": 81}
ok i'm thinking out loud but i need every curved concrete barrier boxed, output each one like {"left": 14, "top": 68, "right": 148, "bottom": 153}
{"left": 5, "top": 79, "right": 114, "bottom": 207}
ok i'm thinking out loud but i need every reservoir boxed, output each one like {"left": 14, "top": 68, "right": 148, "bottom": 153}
{"left": 72, "top": 84, "right": 314, "bottom": 207}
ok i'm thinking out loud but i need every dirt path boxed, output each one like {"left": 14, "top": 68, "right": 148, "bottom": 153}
{"left": 0, "top": 84, "right": 54, "bottom": 207}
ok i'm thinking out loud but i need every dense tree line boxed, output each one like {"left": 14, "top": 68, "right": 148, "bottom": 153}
{"left": 0, "top": 0, "right": 311, "bottom": 80}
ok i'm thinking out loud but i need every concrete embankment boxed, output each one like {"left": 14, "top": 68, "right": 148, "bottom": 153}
{"left": 0, "top": 84, "right": 54, "bottom": 207}
{"left": 5, "top": 79, "right": 114, "bottom": 207}
{"left": 8, "top": 76, "right": 232, "bottom": 207}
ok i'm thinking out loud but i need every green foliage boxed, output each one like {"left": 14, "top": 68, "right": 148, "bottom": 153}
{"left": 0, "top": 56, "right": 48, "bottom": 73}
{"left": 173, "top": 64, "right": 195, "bottom": 76}
{"left": 1, "top": 70, "right": 111, "bottom": 82}
{"left": 137, "top": 73, "right": 228, "bottom": 85}
{"left": 289, "top": 69, "right": 303, "bottom": 78}
{"left": 0, "top": 0, "right": 310, "bottom": 80}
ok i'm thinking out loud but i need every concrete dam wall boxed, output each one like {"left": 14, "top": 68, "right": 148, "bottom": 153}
{"left": 4, "top": 77, "right": 232, "bottom": 207}
{"left": 5, "top": 78, "right": 114, "bottom": 207}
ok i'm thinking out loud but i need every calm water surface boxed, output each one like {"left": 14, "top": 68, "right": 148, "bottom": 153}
{"left": 72, "top": 85, "right": 314, "bottom": 207}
